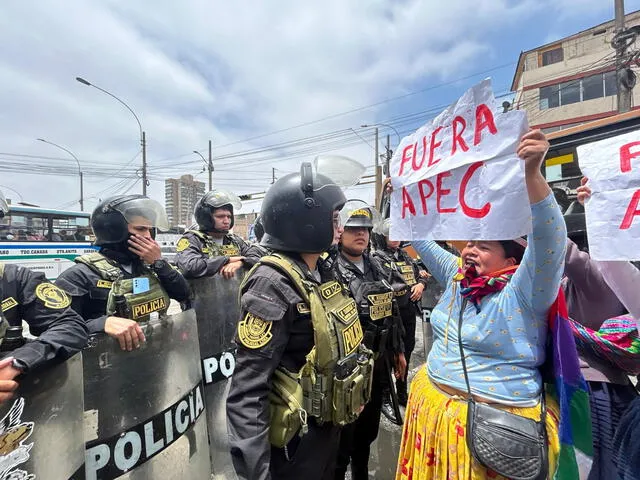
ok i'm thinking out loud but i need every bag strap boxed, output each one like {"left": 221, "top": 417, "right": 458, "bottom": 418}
{"left": 456, "top": 298, "right": 546, "bottom": 421}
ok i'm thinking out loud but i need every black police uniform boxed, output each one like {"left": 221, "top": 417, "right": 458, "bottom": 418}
{"left": 175, "top": 231, "right": 257, "bottom": 278}
{"left": 372, "top": 245, "right": 428, "bottom": 393}
{"left": 227, "top": 254, "right": 340, "bottom": 480}
{"left": 332, "top": 252, "right": 404, "bottom": 480}
{"left": 55, "top": 249, "right": 190, "bottom": 333}
{"left": 1, "top": 263, "right": 88, "bottom": 371}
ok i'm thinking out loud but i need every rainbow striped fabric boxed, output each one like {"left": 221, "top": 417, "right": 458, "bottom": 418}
{"left": 546, "top": 291, "right": 594, "bottom": 480}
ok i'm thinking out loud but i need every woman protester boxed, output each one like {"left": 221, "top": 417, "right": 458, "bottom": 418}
{"left": 395, "top": 130, "right": 576, "bottom": 479}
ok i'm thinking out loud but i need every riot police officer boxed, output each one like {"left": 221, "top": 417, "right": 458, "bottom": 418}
{"left": 244, "top": 215, "right": 271, "bottom": 259}
{"left": 175, "top": 190, "right": 257, "bottom": 279}
{"left": 0, "top": 190, "right": 88, "bottom": 402}
{"left": 372, "top": 218, "right": 428, "bottom": 408}
{"left": 55, "top": 195, "right": 190, "bottom": 351}
{"left": 332, "top": 201, "right": 406, "bottom": 480}
{"left": 227, "top": 163, "right": 374, "bottom": 480}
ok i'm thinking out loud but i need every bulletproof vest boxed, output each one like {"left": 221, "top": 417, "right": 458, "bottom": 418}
{"left": 75, "top": 252, "right": 170, "bottom": 323}
{"left": 373, "top": 250, "right": 411, "bottom": 306}
{"left": 242, "top": 254, "right": 374, "bottom": 448}
{"left": 335, "top": 257, "right": 398, "bottom": 355}
{"left": 0, "top": 263, "right": 10, "bottom": 341}
{"left": 187, "top": 230, "right": 241, "bottom": 257}
{"left": 395, "top": 250, "right": 418, "bottom": 286}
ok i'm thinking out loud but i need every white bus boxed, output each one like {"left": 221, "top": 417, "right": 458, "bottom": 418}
{"left": 0, "top": 204, "right": 97, "bottom": 279}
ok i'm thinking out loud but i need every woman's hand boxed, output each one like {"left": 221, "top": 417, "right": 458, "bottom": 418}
{"left": 577, "top": 177, "right": 591, "bottom": 205}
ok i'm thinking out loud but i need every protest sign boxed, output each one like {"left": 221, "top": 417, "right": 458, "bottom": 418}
{"left": 389, "top": 79, "right": 530, "bottom": 241}
{"left": 577, "top": 130, "right": 640, "bottom": 260}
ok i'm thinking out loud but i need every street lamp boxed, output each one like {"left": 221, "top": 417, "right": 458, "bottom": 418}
{"left": 37, "top": 138, "right": 84, "bottom": 211}
{"left": 75, "top": 76, "right": 148, "bottom": 195}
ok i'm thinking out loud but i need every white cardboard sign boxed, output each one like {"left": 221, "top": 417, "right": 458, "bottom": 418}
{"left": 389, "top": 79, "right": 531, "bottom": 241}
{"left": 577, "top": 130, "right": 640, "bottom": 260}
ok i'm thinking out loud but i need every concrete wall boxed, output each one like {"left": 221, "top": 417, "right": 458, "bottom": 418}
{"left": 514, "top": 11, "right": 640, "bottom": 128}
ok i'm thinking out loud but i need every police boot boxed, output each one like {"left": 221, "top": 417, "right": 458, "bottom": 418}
{"left": 396, "top": 379, "right": 408, "bottom": 407}
{"left": 381, "top": 389, "right": 400, "bottom": 425}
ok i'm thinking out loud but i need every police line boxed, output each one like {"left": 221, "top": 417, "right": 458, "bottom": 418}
{"left": 0, "top": 305, "right": 237, "bottom": 480}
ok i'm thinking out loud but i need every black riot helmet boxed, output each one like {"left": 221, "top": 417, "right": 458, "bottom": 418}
{"left": 194, "top": 190, "right": 242, "bottom": 233}
{"left": 91, "top": 195, "right": 169, "bottom": 246}
{"left": 0, "top": 190, "right": 8, "bottom": 219}
{"left": 253, "top": 216, "right": 265, "bottom": 242}
{"left": 261, "top": 162, "right": 346, "bottom": 253}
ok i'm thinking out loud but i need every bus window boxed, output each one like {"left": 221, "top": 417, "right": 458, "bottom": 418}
{"left": 0, "top": 212, "right": 48, "bottom": 241}
{"left": 52, "top": 215, "right": 92, "bottom": 242}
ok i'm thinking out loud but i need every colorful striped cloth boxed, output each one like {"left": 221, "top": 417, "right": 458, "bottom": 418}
{"left": 546, "top": 291, "right": 594, "bottom": 480}
{"left": 570, "top": 314, "right": 640, "bottom": 375}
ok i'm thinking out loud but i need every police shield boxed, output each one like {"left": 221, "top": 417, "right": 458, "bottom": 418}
{"left": 0, "top": 353, "right": 84, "bottom": 480}
{"left": 81, "top": 310, "right": 211, "bottom": 480}
{"left": 189, "top": 272, "right": 243, "bottom": 479}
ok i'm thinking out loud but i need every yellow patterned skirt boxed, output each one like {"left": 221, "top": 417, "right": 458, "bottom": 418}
{"left": 395, "top": 367, "right": 560, "bottom": 480}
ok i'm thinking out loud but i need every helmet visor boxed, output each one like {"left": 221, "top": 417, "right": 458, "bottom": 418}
{"left": 340, "top": 199, "right": 380, "bottom": 229}
{"left": 0, "top": 191, "right": 8, "bottom": 215}
{"left": 201, "top": 190, "right": 242, "bottom": 210}
{"left": 313, "top": 155, "right": 366, "bottom": 188}
{"left": 373, "top": 218, "right": 391, "bottom": 237}
{"left": 113, "top": 198, "right": 169, "bottom": 231}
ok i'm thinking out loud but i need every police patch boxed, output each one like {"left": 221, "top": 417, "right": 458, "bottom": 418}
{"left": 35, "top": 283, "right": 71, "bottom": 309}
{"left": 176, "top": 238, "right": 190, "bottom": 252}
{"left": 237, "top": 312, "right": 273, "bottom": 349}
{"left": 96, "top": 280, "right": 113, "bottom": 289}
{"left": 296, "top": 303, "right": 311, "bottom": 314}
{"left": 1, "top": 297, "right": 17, "bottom": 312}
{"left": 320, "top": 281, "right": 341, "bottom": 300}
{"left": 220, "top": 244, "right": 240, "bottom": 256}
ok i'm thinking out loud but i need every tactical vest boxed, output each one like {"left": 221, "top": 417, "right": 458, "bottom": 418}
{"left": 75, "top": 253, "right": 170, "bottom": 323}
{"left": 186, "top": 230, "right": 241, "bottom": 257}
{"left": 335, "top": 258, "right": 397, "bottom": 355}
{"left": 373, "top": 250, "right": 412, "bottom": 307}
{"left": 0, "top": 263, "right": 10, "bottom": 341}
{"left": 242, "top": 254, "right": 374, "bottom": 448}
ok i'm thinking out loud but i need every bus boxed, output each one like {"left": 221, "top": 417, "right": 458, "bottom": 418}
{"left": 0, "top": 204, "right": 98, "bottom": 279}
{"left": 544, "top": 109, "right": 640, "bottom": 249}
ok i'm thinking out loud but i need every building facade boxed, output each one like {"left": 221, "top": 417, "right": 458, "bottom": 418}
{"left": 165, "top": 174, "right": 205, "bottom": 229}
{"left": 233, "top": 212, "right": 258, "bottom": 240}
{"left": 511, "top": 11, "right": 640, "bottom": 133}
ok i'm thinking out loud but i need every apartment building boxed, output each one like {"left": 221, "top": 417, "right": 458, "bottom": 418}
{"left": 511, "top": 10, "right": 640, "bottom": 132}
{"left": 165, "top": 174, "right": 206, "bottom": 229}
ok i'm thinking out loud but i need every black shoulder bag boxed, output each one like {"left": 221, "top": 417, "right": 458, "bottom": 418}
{"left": 457, "top": 299, "right": 548, "bottom": 480}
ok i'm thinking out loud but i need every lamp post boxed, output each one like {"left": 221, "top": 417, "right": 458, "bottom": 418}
{"left": 193, "top": 140, "right": 213, "bottom": 190}
{"left": 37, "top": 138, "right": 83, "bottom": 211}
{"left": 75, "top": 76, "right": 148, "bottom": 195}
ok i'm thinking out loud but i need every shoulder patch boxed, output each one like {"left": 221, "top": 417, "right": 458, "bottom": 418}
{"left": 176, "top": 238, "right": 190, "bottom": 252}
{"left": 237, "top": 312, "right": 273, "bottom": 349}
{"left": 35, "top": 283, "right": 71, "bottom": 309}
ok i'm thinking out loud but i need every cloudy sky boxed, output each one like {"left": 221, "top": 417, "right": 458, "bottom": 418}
{"left": 1, "top": 0, "right": 636, "bottom": 214}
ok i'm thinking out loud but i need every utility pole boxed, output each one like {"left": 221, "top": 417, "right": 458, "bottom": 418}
{"left": 142, "top": 131, "right": 148, "bottom": 195}
{"left": 79, "top": 171, "right": 84, "bottom": 211}
{"left": 615, "top": 0, "right": 632, "bottom": 113}
{"left": 208, "top": 140, "right": 213, "bottom": 190}
{"left": 374, "top": 127, "right": 381, "bottom": 206}
{"left": 385, "top": 134, "right": 392, "bottom": 178}
{"left": 271, "top": 167, "right": 276, "bottom": 184}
